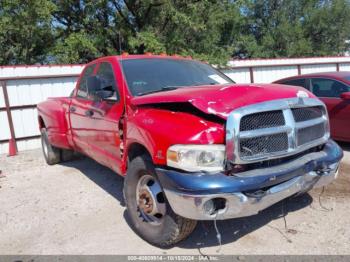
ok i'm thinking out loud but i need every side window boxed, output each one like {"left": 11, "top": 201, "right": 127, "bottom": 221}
{"left": 282, "top": 78, "right": 307, "bottom": 89}
{"left": 311, "top": 78, "right": 350, "bottom": 98}
{"left": 77, "top": 64, "right": 96, "bottom": 98}
{"left": 96, "top": 62, "right": 119, "bottom": 101}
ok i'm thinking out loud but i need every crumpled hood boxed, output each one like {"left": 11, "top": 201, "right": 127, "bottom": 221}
{"left": 130, "top": 83, "right": 314, "bottom": 119}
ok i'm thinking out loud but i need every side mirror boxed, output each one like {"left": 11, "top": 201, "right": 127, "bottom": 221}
{"left": 95, "top": 90, "right": 115, "bottom": 100}
{"left": 86, "top": 76, "right": 115, "bottom": 100}
{"left": 86, "top": 76, "right": 102, "bottom": 95}
{"left": 340, "top": 91, "right": 350, "bottom": 100}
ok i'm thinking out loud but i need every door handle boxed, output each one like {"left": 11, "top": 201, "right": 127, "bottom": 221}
{"left": 85, "top": 110, "right": 94, "bottom": 117}
{"left": 69, "top": 106, "right": 76, "bottom": 113}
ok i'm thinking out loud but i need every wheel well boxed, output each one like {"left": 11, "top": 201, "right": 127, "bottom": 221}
{"left": 127, "top": 143, "right": 152, "bottom": 163}
{"left": 38, "top": 116, "right": 46, "bottom": 129}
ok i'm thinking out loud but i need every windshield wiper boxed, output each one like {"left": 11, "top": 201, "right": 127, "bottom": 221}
{"left": 136, "top": 83, "right": 220, "bottom": 96}
{"left": 137, "top": 86, "right": 180, "bottom": 96}
{"left": 193, "top": 82, "right": 217, "bottom": 86}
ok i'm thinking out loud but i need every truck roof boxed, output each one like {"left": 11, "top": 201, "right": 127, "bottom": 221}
{"left": 95, "top": 54, "right": 194, "bottom": 62}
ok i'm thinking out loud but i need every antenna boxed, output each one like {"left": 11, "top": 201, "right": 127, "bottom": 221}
{"left": 118, "top": 31, "right": 122, "bottom": 55}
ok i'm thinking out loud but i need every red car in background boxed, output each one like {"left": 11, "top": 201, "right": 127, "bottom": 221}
{"left": 275, "top": 72, "right": 350, "bottom": 142}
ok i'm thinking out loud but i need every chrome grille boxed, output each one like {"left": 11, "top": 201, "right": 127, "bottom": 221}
{"left": 297, "top": 122, "right": 326, "bottom": 146}
{"left": 240, "top": 110, "right": 285, "bottom": 131}
{"left": 226, "top": 98, "right": 330, "bottom": 164}
{"left": 240, "top": 133, "right": 289, "bottom": 158}
{"left": 292, "top": 106, "right": 323, "bottom": 122}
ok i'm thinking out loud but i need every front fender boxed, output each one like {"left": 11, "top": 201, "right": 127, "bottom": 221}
{"left": 126, "top": 107, "right": 225, "bottom": 166}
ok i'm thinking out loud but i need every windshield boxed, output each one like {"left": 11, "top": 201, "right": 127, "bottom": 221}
{"left": 121, "top": 58, "right": 234, "bottom": 96}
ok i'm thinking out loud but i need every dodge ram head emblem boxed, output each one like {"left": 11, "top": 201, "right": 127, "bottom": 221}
{"left": 296, "top": 90, "right": 309, "bottom": 98}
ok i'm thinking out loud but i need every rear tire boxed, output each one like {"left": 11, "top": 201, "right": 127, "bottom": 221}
{"left": 41, "top": 128, "right": 61, "bottom": 165}
{"left": 124, "top": 154, "right": 197, "bottom": 247}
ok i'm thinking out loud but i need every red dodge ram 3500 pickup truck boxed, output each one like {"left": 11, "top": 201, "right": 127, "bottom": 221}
{"left": 37, "top": 55, "right": 343, "bottom": 247}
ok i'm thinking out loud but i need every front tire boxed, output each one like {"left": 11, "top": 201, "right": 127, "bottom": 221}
{"left": 124, "top": 155, "right": 197, "bottom": 247}
{"left": 41, "top": 128, "right": 61, "bottom": 165}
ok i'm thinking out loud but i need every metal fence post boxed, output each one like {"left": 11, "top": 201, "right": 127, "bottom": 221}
{"left": 1, "top": 80, "right": 17, "bottom": 156}
{"left": 249, "top": 67, "right": 254, "bottom": 83}
{"left": 297, "top": 64, "right": 301, "bottom": 75}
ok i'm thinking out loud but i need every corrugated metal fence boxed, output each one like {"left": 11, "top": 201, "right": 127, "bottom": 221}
{"left": 1, "top": 56, "right": 350, "bottom": 155}
{"left": 224, "top": 56, "right": 350, "bottom": 83}
{"left": 0, "top": 65, "right": 84, "bottom": 154}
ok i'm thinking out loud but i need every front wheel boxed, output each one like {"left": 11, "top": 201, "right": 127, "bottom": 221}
{"left": 124, "top": 155, "right": 197, "bottom": 247}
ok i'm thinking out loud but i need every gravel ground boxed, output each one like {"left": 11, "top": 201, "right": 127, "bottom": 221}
{"left": 0, "top": 144, "right": 349, "bottom": 255}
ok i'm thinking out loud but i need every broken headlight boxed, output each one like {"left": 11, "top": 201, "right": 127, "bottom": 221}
{"left": 166, "top": 144, "right": 225, "bottom": 172}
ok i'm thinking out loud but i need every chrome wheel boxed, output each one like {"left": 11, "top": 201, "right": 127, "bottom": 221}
{"left": 136, "top": 174, "right": 166, "bottom": 225}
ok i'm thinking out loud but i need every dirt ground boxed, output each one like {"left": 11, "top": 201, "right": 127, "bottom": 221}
{"left": 0, "top": 143, "right": 349, "bottom": 255}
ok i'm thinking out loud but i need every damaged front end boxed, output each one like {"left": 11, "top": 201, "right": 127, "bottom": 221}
{"left": 149, "top": 97, "right": 343, "bottom": 220}
{"left": 156, "top": 140, "right": 341, "bottom": 220}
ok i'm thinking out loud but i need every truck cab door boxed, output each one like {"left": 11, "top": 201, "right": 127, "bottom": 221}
{"left": 310, "top": 78, "right": 350, "bottom": 141}
{"left": 69, "top": 63, "right": 97, "bottom": 157}
{"left": 84, "top": 61, "right": 124, "bottom": 174}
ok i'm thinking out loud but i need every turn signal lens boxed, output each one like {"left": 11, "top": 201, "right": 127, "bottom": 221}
{"left": 167, "top": 150, "right": 179, "bottom": 162}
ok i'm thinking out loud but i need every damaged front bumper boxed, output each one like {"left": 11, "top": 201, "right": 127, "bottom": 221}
{"left": 156, "top": 140, "right": 343, "bottom": 220}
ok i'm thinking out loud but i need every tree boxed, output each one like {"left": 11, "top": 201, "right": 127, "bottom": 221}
{"left": 1, "top": 0, "right": 350, "bottom": 65}
{"left": 154, "top": 0, "right": 241, "bottom": 65}
{"left": 234, "top": 0, "right": 350, "bottom": 58}
{"left": 50, "top": 0, "right": 242, "bottom": 65}
{"left": 0, "top": 0, "right": 55, "bottom": 64}
{"left": 303, "top": 0, "right": 350, "bottom": 56}
{"left": 50, "top": 0, "right": 116, "bottom": 63}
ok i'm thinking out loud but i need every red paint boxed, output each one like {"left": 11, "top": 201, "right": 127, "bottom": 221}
{"left": 340, "top": 92, "right": 350, "bottom": 100}
{"left": 275, "top": 71, "right": 350, "bottom": 142}
{"left": 8, "top": 138, "right": 17, "bottom": 156}
{"left": 131, "top": 83, "right": 314, "bottom": 119}
{"left": 37, "top": 55, "right": 316, "bottom": 175}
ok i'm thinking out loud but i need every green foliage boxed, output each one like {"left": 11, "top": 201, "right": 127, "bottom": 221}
{"left": 51, "top": 32, "right": 102, "bottom": 63}
{"left": 236, "top": 0, "right": 350, "bottom": 58}
{"left": 128, "top": 31, "right": 166, "bottom": 54}
{"left": 0, "top": 0, "right": 350, "bottom": 65}
{"left": 0, "top": 0, "right": 55, "bottom": 64}
{"left": 303, "top": 0, "right": 350, "bottom": 55}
